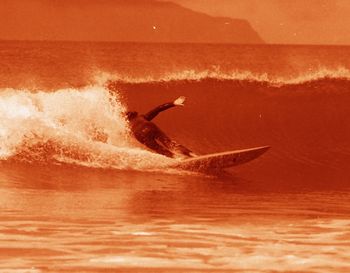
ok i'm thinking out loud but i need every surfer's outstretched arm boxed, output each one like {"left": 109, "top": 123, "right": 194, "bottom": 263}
{"left": 144, "top": 96, "right": 185, "bottom": 121}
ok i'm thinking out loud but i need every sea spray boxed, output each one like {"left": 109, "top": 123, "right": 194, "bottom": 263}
{"left": 105, "top": 66, "right": 350, "bottom": 86}
{"left": 0, "top": 86, "right": 172, "bottom": 170}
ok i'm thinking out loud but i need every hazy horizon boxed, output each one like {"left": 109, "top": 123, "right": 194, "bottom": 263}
{"left": 0, "top": 0, "right": 262, "bottom": 44}
{"left": 171, "top": 0, "right": 350, "bottom": 45}
{"left": 1, "top": 0, "right": 349, "bottom": 45}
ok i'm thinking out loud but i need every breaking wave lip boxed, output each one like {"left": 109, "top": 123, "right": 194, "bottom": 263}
{"left": 0, "top": 85, "right": 179, "bottom": 172}
{"left": 103, "top": 66, "right": 350, "bottom": 86}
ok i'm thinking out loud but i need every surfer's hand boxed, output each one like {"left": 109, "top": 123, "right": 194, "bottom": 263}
{"left": 174, "top": 96, "right": 186, "bottom": 106}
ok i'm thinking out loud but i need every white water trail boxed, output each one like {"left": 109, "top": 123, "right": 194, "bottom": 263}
{"left": 0, "top": 86, "right": 173, "bottom": 170}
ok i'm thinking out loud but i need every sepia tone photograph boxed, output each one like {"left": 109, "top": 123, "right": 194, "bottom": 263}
{"left": 0, "top": 0, "right": 349, "bottom": 272}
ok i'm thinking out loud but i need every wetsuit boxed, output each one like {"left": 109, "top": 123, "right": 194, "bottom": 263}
{"left": 127, "top": 102, "right": 193, "bottom": 158}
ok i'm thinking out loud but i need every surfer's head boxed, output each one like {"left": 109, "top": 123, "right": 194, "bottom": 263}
{"left": 125, "top": 111, "right": 138, "bottom": 121}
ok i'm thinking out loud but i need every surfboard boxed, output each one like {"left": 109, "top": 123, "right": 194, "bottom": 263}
{"left": 170, "top": 146, "right": 270, "bottom": 171}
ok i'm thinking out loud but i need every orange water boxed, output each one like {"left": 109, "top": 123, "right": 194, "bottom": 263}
{"left": 1, "top": 41, "right": 350, "bottom": 272}
{"left": 1, "top": 163, "right": 350, "bottom": 272}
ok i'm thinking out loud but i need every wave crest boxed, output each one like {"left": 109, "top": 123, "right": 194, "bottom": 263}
{"left": 105, "top": 66, "right": 350, "bottom": 86}
{"left": 0, "top": 86, "right": 172, "bottom": 170}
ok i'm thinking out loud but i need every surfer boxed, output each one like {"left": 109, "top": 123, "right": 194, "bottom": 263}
{"left": 125, "top": 96, "right": 195, "bottom": 158}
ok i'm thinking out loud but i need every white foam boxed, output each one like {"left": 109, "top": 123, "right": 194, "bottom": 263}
{"left": 105, "top": 66, "right": 350, "bottom": 86}
{"left": 0, "top": 85, "right": 173, "bottom": 170}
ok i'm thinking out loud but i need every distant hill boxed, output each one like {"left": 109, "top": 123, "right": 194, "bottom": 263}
{"left": 0, "top": 0, "right": 264, "bottom": 44}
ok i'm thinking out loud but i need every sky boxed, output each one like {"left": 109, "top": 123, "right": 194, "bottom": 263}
{"left": 0, "top": 0, "right": 349, "bottom": 45}
{"left": 0, "top": 0, "right": 263, "bottom": 43}
{"left": 170, "top": 0, "right": 350, "bottom": 45}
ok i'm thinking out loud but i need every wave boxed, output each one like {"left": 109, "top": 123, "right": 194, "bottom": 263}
{"left": 1, "top": 70, "right": 349, "bottom": 180}
{"left": 103, "top": 66, "right": 350, "bottom": 88}
{"left": 107, "top": 71, "right": 350, "bottom": 181}
{"left": 0, "top": 86, "right": 173, "bottom": 170}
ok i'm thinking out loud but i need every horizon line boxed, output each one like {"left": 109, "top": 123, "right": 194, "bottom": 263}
{"left": 0, "top": 39, "right": 349, "bottom": 47}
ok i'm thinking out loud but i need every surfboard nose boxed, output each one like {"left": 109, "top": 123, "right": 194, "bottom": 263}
{"left": 257, "top": 145, "right": 271, "bottom": 153}
{"left": 170, "top": 145, "right": 271, "bottom": 171}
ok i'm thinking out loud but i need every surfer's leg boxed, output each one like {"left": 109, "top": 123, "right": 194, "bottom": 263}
{"left": 143, "top": 139, "right": 174, "bottom": 158}
{"left": 173, "top": 143, "right": 195, "bottom": 157}
{"left": 156, "top": 133, "right": 194, "bottom": 158}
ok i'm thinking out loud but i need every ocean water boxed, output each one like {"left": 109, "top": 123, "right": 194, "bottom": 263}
{"left": 0, "top": 41, "right": 350, "bottom": 272}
